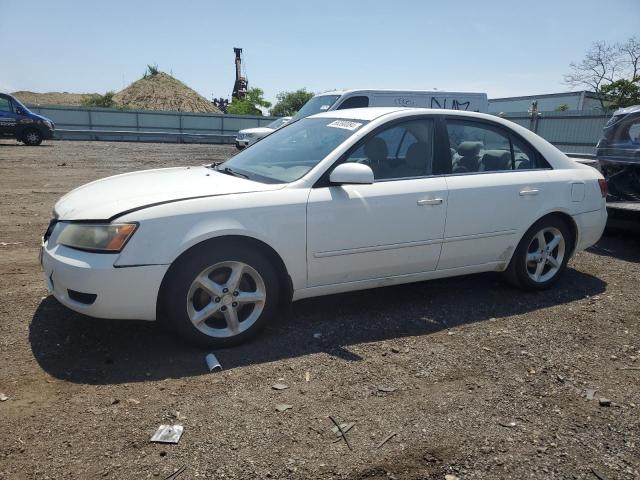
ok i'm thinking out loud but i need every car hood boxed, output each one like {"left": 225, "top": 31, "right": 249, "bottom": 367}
{"left": 30, "top": 112, "right": 52, "bottom": 123}
{"left": 54, "top": 166, "right": 283, "bottom": 221}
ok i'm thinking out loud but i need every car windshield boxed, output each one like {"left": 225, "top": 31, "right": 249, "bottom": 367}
{"left": 220, "top": 117, "right": 368, "bottom": 183}
{"left": 290, "top": 95, "right": 340, "bottom": 121}
{"left": 266, "top": 117, "right": 289, "bottom": 129}
{"left": 11, "top": 96, "right": 30, "bottom": 113}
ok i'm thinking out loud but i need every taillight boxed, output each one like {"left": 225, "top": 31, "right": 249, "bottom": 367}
{"left": 598, "top": 178, "right": 608, "bottom": 198}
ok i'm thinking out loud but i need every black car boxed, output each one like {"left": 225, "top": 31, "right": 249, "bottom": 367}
{"left": 0, "top": 93, "right": 55, "bottom": 146}
{"left": 596, "top": 105, "right": 640, "bottom": 201}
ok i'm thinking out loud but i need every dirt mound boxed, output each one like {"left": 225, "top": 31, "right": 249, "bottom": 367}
{"left": 12, "top": 91, "right": 95, "bottom": 107}
{"left": 113, "top": 72, "right": 220, "bottom": 113}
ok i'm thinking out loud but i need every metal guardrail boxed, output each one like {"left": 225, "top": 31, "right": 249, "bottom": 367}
{"left": 54, "top": 128, "right": 237, "bottom": 144}
{"left": 28, "top": 104, "right": 276, "bottom": 144}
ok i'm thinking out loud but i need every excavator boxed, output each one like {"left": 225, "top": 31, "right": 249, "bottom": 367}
{"left": 212, "top": 48, "right": 248, "bottom": 112}
{"left": 232, "top": 47, "right": 248, "bottom": 100}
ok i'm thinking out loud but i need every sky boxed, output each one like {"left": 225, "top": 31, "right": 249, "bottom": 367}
{"left": 1, "top": 0, "right": 639, "bottom": 104}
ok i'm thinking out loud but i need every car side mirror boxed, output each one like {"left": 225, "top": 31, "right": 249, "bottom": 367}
{"left": 15, "top": 107, "right": 25, "bottom": 115}
{"left": 329, "top": 163, "right": 374, "bottom": 185}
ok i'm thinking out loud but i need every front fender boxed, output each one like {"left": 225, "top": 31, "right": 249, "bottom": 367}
{"left": 113, "top": 190, "right": 309, "bottom": 291}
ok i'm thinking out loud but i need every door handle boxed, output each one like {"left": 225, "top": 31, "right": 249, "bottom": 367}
{"left": 519, "top": 189, "right": 539, "bottom": 196}
{"left": 417, "top": 198, "right": 443, "bottom": 206}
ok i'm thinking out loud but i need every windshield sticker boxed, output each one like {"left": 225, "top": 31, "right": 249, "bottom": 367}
{"left": 319, "top": 105, "right": 330, "bottom": 110}
{"left": 327, "top": 120, "right": 363, "bottom": 131}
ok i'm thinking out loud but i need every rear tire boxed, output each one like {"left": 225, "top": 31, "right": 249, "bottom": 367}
{"left": 22, "top": 129, "right": 43, "bottom": 146}
{"left": 162, "top": 243, "right": 280, "bottom": 347}
{"left": 504, "top": 216, "right": 572, "bottom": 290}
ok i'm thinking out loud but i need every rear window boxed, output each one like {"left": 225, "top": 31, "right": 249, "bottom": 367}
{"left": 336, "top": 96, "right": 369, "bottom": 110}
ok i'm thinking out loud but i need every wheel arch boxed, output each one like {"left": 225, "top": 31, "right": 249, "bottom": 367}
{"left": 505, "top": 210, "right": 579, "bottom": 268}
{"left": 18, "top": 125, "right": 43, "bottom": 140}
{"left": 156, "top": 234, "right": 293, "bottom": 321}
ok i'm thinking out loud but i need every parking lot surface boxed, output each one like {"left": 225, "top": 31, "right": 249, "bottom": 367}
{"left": 1, "top": 140, "right": 639, "bottom": 479}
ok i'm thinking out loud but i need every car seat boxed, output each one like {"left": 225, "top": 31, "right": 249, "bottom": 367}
{"left": 479, "top": 150, "right": 511, "bottom": 171}
{"left": 453, "top": 141, "right": 482, "bottom": 173}
{"left": 402, "top": 142, "right": 428, "bottom": 177}
{"left": 364, "top": 137, "right": 389, "bottom": 178}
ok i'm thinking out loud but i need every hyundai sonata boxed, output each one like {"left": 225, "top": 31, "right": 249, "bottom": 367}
{"left": 41, "top": 108, "right": 607, "bottom": 346}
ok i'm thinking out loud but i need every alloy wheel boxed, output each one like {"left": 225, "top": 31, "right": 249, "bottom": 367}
{"left": 186, "top": 261, "right": 266, "bottom": 338}
{"left": 525, "top": 227, "right": 565, "bottom": 283}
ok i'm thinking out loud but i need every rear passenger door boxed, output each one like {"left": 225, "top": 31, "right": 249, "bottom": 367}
{"left": 437, "top": 117, "right": 551, "bottom": 270}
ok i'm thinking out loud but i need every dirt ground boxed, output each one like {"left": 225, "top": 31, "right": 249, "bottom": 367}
{"left": 1, "top": 140, "right": 639, "bottom": 480}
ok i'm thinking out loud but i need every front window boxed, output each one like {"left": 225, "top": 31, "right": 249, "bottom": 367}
{"left": 266, "top": 117, "right": 290, "bottom": 129}
{"left": 290, "top": 95, "right": 340, "bottom": 121}
{"left": 344, "top": 119, "right": 434, "bottom": 180}
{"left": 0, "top": 96, "right": 13, "bottom": 113}
{"left": 220, "top": 117, "right": 368, "bottom": 183}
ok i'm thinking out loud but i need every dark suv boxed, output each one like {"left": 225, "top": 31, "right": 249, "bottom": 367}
{"left": 0, "top": 93, "right": 55, "bottom": 145}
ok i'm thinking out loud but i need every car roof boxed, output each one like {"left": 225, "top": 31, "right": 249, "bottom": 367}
{"left": 309, "top": 107, "right": 500, "bottom": 122}
{"left": 317, "top": 89, "right": 486, "bottom": 97}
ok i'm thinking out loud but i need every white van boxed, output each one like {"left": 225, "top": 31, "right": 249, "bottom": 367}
{"left": 291, "top": 89, "right": 488, "bottom": 120}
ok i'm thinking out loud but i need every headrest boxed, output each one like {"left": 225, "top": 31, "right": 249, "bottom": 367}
{"left": 365, "top": 137, "right": 388, "bottom": 162}
{"left": 481, "top": 150, "right": 511, "bottom": 171}
{"left": 457, "top": 141, "right": 483, "bottom": 157}
{"left": 406, "top": 142, "right": 427, "bottom": 168}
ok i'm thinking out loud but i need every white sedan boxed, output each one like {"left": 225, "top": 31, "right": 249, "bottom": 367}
{"left": 235, "top": 116, "right": 291, "bottom": 149}
{"left": 42, "top": 107, "right": 607, "bottom": 347}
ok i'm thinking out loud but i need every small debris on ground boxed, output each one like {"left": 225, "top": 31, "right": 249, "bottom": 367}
{"left": 0, "top": 393, "right": 8, "bottom": 401}
{"left": 150, "top": 425, "right": 184, "bottom": 444}
{"left": 377, "top": 386, "right": 397, "bottom": 393}
{"left": 164, "top": 464, "right": 186, "bottom": 480}
{"left": 205, "top": 353, "right": 222, "bottom": 372}
{"left": 272, "top": 383, "right": 289, "bottom": 390}
{"left": 585, "top": 388, "right": 596, "bottom": 400}
{"left": 329, "top": 416, "right": 353, "bottom": 450}
{"left": 591, "top": 467, "right": 609, "bottom": 480}
{"left": 599, "top": 398, "right": 612, "bottom": 407}
{"left": 331, "top": 421, "right": 356, "bottom": 437}
{"left": 305, "top": 371, "right": 310, "bottom": 382}
{"left": 275, "top": 404, "right": 293, "bottom": 412}
{"left": 376, "top": 432, "right": 397, "bottom": 449}
{"left": 499, "top": 420, "right": 517, "bottom": 428}
{"left": 313, "top": 333, "right": 322, "bottom": 339}
{"left": 445, "top": 475, "right": 461, "bottom": 480}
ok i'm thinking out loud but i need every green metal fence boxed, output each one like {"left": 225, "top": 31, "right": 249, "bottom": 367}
{"left": 27, "top": 104, "right": 277, "bottom": 144}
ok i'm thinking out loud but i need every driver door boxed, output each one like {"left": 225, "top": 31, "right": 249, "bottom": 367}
{"left": 306, "top": 118, "right": 448, "bottom": 287}
{"left": 0, "top": 95, "right": 17, "bottom": 137}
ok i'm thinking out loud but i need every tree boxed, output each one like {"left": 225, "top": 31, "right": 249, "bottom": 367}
{"left": 564, "top": 37, "right": 640, "bottom": 110}
{"left": 227, "top": 88, "right": 272, "bottom": 116}
{"left": 555, "top": 103, "right": 569, "bottom": 112}
{"left": 600, "top": 77, "right": 640, "bottom": 110}
{"left": 270, "top": 89, "right": 314, "bottom": 117}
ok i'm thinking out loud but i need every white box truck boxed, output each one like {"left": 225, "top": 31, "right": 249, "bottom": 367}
{"left": 291, "top": 89, "right": 488, "bottom": 121}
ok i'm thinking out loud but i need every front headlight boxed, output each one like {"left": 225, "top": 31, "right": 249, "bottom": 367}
{"left": 56, "top": 223, "right": 137, "bottom": 252}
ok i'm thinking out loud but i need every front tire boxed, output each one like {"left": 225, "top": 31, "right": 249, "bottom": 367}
{"left": 22, "top": 129, "right": 43, "bottom": 146}
{"left": 162, "top": 243, "right": 280, "bottom": 347}
{"left": 504, "top": 216, "right": 572, "bottom": 290}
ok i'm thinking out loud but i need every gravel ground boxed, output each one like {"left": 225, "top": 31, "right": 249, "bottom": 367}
{"left": 0, "top": 140, "right": 639, "bottom": 480}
